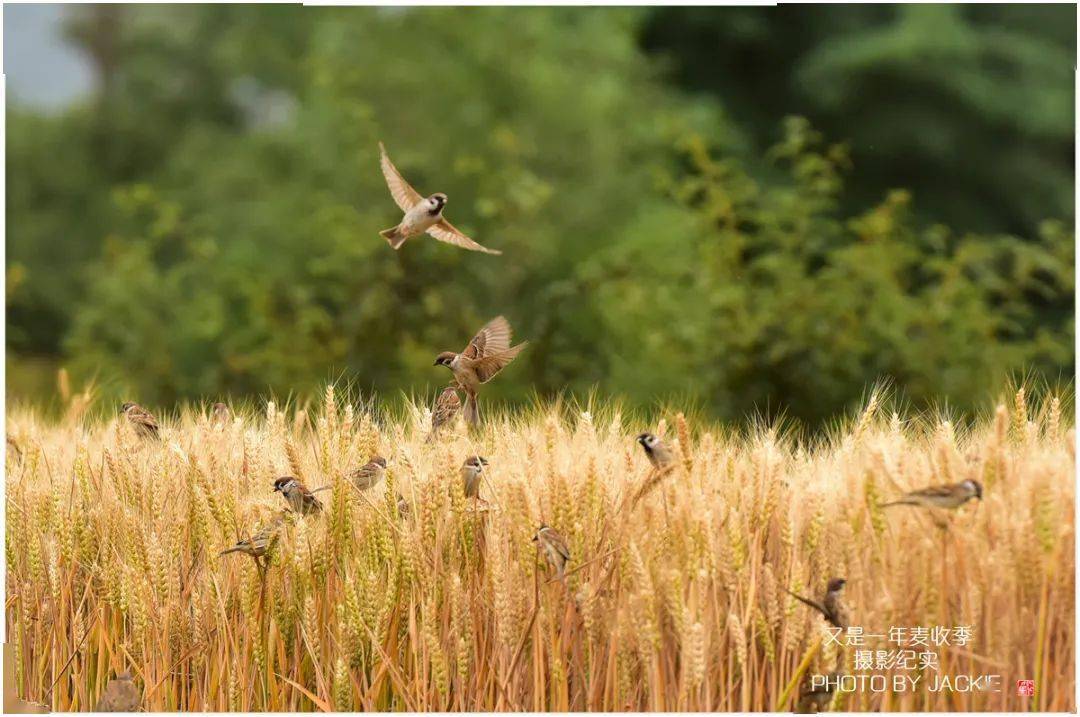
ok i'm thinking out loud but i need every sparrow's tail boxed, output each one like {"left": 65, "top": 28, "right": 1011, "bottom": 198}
{"left": 218, "top": 547, "right": 243, "bottom": 557}
{"left": 464, "top": 393, "right": 480, "bottom": 427}
{"left": 380, "top": 226, "right": 407, "bottom": 249}
{"left": 879, "top": 499, "right": 914, "bottom": 509}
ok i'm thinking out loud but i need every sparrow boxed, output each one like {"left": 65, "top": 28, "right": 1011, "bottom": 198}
{"left": 378, "top": 142, "right": 501, "bottom": 254}
{"left": 786, "top": 578, "right": 849, "bottom": 630}
{"left": 532, "top": 523, "right": 571, "bottom": 579}
{"left": 427, "top": 385, "right": 462, "bottom": 442}
{"left": 219, "top": 516, "right": 284, "bottom": 568}
{"left": 461, "top": 455, "right": 489, "bottom": 499}
{"left": 212, "top": 402, "right": 231, "bottom": 426}
{"left": 6, "top": 434, "right": 22, "bottom": 463}
{"left": 795, "top": 671, "right": 842, "bottom": 714}
{"left": 880, "top": 479, "right": 983, "bottom": 510}
{"left": 395, "top": 493, "right": 411, "bottom": 519}
{"left": 348, "top": 456, "right": 387, "bottom": 492}
{"left": 636, "top": 432, "right": 675, "bottom": 469}
{"left": 434, "top": 316, "right": 527, "bottom": 426}
{"left": 273, "top": 476, "right": 324, "bottom": 515}
{"left": 121, "top": 402, "right": 160, "bottom": 439}
{"left": 94, "top": 671, "right": 141, "bottom": 712}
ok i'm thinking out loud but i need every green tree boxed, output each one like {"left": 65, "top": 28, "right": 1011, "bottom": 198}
{"left": 582, "top": 117, "right": 1074, "bottom": 424}
{"left": 642, "top": 4, "right": 1075, "bottom": 235}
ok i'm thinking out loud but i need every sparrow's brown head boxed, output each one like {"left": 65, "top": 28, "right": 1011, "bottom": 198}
{"left": 273, "top": 477, "right": 295, "bottom": 493}
{"left": 532, "top": 523, "right": 548, "bottom": 542}
{"left": 636, "top": 432, "right": 660, "bottom": 451}
{"left": 967, "top": 479, "right": 983, "bottom": 500}
{"left": 120, "top": 402, "right": 136, "bottom": 413}
{"left": 434, "top": 351, "right": 457, "bottom": 367}
{"left": 464, "top": 456, "right": 488, "bottom": 469}
{"left": 827, "top": 578, "right": 847, "bottom": 592}
{"left": 370, "top": 456, "right": 388, "bottom": 468}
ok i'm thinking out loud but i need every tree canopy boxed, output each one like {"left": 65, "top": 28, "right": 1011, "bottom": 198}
{"left": 7, "top": 6, "right": 1074, "bottom": 425}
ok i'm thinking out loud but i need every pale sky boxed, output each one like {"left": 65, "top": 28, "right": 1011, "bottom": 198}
{"left": 4, "top": 4, "right": 93, "bottom": 109}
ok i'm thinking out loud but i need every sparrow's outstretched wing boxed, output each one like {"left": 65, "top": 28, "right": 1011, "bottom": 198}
{"left": 379, "top": 142, "right": 424, "bottom": 211}
{"left": 463, "top": 316, "right": 514, "bottom": 359}
{"left": 427, "top": 218, "right": 502, "bottom": 255}
{"left": 471, "top": 344, "right": 527, "bottom": 383}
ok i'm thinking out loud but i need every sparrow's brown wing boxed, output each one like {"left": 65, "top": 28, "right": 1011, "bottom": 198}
{"left": 426, "top": 218, "right": 502, "bottom": 255}
{"left": 908, "top": 484, "right": 958, "bottom": 499}
{"left": 462, "top": 315, "right": 514, "bottom": 360}
{"left": 544, "top": 529, "right": 571, "bottom": 561}
{"left": 471, "top": 343, "right": 527, "bottom": 383}
{"left": 379, "top": 142, "right": 424, "bottom": 211}
{"left": 128, "top": 406, "right": 160, "bottom": 434}
{"left": 351, "top": 461, "right": 382, "bottom": 481}
{"left": 433, "top": 387, "right": 461, "bottom": 425}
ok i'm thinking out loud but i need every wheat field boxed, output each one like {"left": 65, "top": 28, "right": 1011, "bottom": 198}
{"left": 4, "top": 386, "right": 1075, "bottom": 712}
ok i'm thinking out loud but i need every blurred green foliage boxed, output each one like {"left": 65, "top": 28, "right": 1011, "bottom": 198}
{"left": 6, "top": 6, "right": 1074, "bottom": 425}
{"left": 642, "top": 4, "right": 1075, "bottom": 235}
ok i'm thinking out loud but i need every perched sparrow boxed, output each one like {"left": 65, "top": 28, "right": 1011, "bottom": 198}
{"left": 378, "top": 142, "right": 501, "bottom": 254}
{"left": 427, "top": 385, "right": 462, "bottom": 442}
{"left": 95, "top": 671, "right": 141, "bottom": 712}
{"left": 461, "top": 455, "right": 489, "bottom": 499}
{"left": 5, "top": 434, "right": 22, "bottom": 463}
{"left": 212, "top": 402, "right": 231, "bottom": 426}
{"left": 434, "top": 316, "right": 527, "bottom": 425}
{"left": 795, "top": 671, "right": 842, "bottom": 714}
{"left": 532, "top": 523, "right": 571, "bottom": 579}
{"left": 121, "top": 402, "right": 160, "bottom": 439}
{"left": 348, "top": 456, "right": 388, "bottom": 492}
{"left": 396, "top": 493, "right": 411, "bottom": 519}
{"left": 636, "top": 432, "right": 674, "bottom": 469}
{"left": 219, "top": 516, "right": 284, "bottom": 566}
{"left": 787, "top": 578, "right": 849, "bottom": 630}
{"left": 273, "top": 476, "right": 324, "bottom": 515}
{"left": 881, "top": 479, "right": 983, "bottom": 510}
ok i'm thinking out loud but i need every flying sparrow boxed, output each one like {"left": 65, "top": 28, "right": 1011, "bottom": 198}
{"left": 427, "top": 385, "right": 462, "bottom": 442}
{"left": 121, "top": 402, "right": 160, "bottom": 439}
{"left": 273, "top": 476, "right": 324, "bottom": 515}
{"left": 94, "top": 671, "right": 141, "bottom": 712}
{"left": 880, "top": 479, "right": 983, "bottom": 510}
{"left": 636, "top": 432, "right": 674, "bottom": 469}
{"left": 219, "top": 516, "right": 284, "bottom": 567}
{"left": 212, "top": 402, "right": 231, "bottom": 426}
{"left": 434, "top": 316, "right": 527, "bottom": 426}
{"left": 378, "top": 142, "right": 501, "bottom": 254}
{"left": 795, "top": 671, "right": 842, "bottom": 714}
{"left": 533, "top": 523, "right": 571, "bottom": 579}
{"left": 461, "top": 455, "right": 489, "bottom": 499}
{"left": 786, "top": 578, "right": 849, "bottom": 630}
{"left": 348, "top": 456, "right": 387, "bottom": 492}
